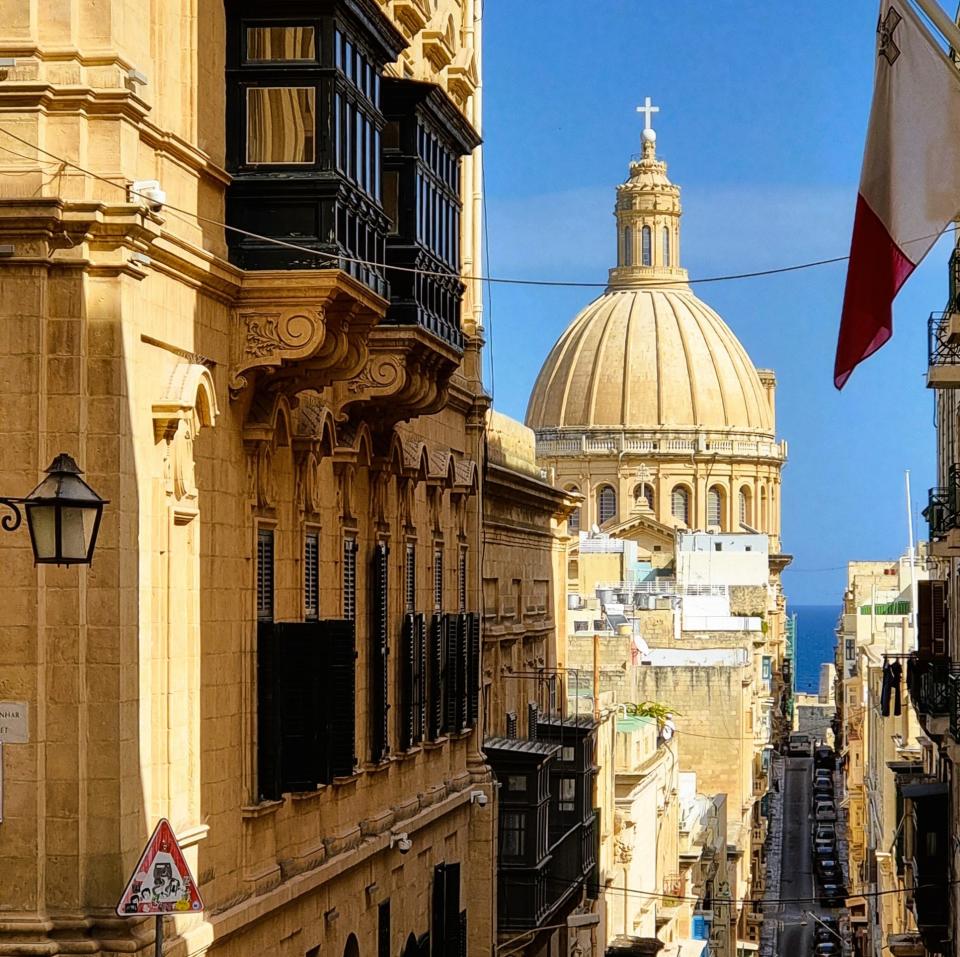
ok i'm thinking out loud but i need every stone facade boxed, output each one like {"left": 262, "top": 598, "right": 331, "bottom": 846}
{"left": 0, "top": 1, "right": 496, "bottom": 954}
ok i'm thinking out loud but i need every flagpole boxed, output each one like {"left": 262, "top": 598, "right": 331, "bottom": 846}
{"left": 911, "top": 0, "right": 960, "bottom": 54}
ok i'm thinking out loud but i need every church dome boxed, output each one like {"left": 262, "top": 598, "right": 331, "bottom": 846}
{"left": 525, "top": 286, "right": 774, "bottom": 433}
{"left": 525, "top": 127, "right": 774, "bottom": 436}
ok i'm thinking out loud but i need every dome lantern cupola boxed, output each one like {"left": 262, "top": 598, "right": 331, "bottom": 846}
{"left": 609, "top": 100, "right": 687, "bottom": 289}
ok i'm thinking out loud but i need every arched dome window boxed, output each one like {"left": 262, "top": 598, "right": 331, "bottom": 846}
{"left": 662, "top": 226, "right": 670, "bottom": 267}
{"left": 760, "top": 487, "right": 768, "bottom": 531}
{"left": 634, "top": 483, "right": 655, "bottom": 511}
{"left": 597, "top": 485, "right": 617, "bottom": 525}
{"left": 641, "top": 226, "right": 652, "bottom": 267}
{"left": 623, "top": 226, "right": 633, "bottom": 267}
{"left": 707, "top": 486, "right": 724, "bottom": 529}
{"left": 739, "top": 488, "right": 752, "bottom": 527}
{"left": 566, "top": 485, "right": 581, "bottom": 533}
{"left": 671, "top": 486, "right": 690, "bottom": 526}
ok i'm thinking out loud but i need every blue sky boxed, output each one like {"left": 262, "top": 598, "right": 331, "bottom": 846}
{"left": 481, "top": 0, "right": 947, "bottom": 605}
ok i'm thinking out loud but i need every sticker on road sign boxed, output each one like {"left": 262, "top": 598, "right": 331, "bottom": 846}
{"left": 116, "top": 818, "right": 204, "bottom": 916}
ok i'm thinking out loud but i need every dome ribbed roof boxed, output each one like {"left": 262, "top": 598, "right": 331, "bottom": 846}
{"left": 525, "top": 287, "right": 774, "bottom": 434}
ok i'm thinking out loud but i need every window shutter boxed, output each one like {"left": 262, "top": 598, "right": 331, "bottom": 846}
{"left": 343, "top": 537, "right": 357, "bottom": 620}
{"left": 405, "top": 542, "right": 416, "bottom": 614}
{"left": 445, "top": 614, "right": 459, "bottom": 732}
{"left": 443, "top": 862, "right": 461, "bottom": 957}
{"left": 371, "top": 542, "right": 390, "bottom": 762}
{"left": 256, "top": 620, "right": 281, "bottom": 800}
{"left": 458, "top": 911, "right": 467, "bottom": 957}
{"left": 506, "top": 712, "right": 518, "bottom": 738}
{"left": 257, "top": 528, "right": 274, "bottom": 621}
{"left": 456, "top": 613, "right": 469, "bottom": 731}
{"left": 276, "top": 622, "right": 325, "bottom": 792}
{"left": 528, "top": 703, "right": 539, "bottom": 741}
{"left": 401, "top": 612, "right": 416, "bottom": 751}
{"left": 458, "top": 548, "right": 467, "bottom": 613}
{"left": 467, "top": 613, "right": 480, "bottom": 728}
{"left": 323, "top": 618, "right": 357, "bottom": 780}
{"left": 433, "top": 546, "right": 443, "bottom": 611}
{"left": 429, "top": 613, "right": 444, "bottom": 739}
{"left": 918, "top": 580, "right": 949, "bottom": 660}
{"left": 415, "top": 612, "right": 427, "bottom": 744}
{"left": 432, "top": 864, "right": 447, "bottom": 956}
{"left": 378, "top": 901, "right": 391, "bottom": 957}
{"left": 305, "top": 531, "right": 319, "bottom": 620}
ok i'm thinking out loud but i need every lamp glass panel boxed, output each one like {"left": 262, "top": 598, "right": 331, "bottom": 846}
{"left": 59, "top": 506, "right": 98, "bottom": 560}
{"left": 27, "top": 504, "right": 57, "bottom": 560}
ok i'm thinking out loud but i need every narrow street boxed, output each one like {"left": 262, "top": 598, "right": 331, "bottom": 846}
{"left": 775, "top": 756, "right": 843, "bottom": 956}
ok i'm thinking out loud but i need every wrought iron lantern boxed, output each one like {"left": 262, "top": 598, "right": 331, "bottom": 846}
{"left": 1, "top": 453, "right": 108, "bottom": 565}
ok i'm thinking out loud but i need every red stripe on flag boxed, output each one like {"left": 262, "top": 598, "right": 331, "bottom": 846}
{"left": 834, "top": 194, "right": 915, "bottom": 389}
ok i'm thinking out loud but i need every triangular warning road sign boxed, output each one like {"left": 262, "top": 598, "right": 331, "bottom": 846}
{"left": 116, "top": 819, "right": 204, "bottom": 916}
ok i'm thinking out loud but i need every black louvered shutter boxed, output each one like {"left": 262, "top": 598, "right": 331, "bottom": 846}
{"left": 506, "top": 712, "right": 518, "bottom": 738}
{"left": 401, "top": 613, "right": 416, "bottom": 751}
{"left": 256, "top": 620, "right": 281, "bottom": 800}
{"left": 444, "top": 863, "right": 461, "bottom": 957}
{"left": 444, "top": 614, "right": 459, "bottom": 732}
{"left": 323, "top": 618, "right": 357, "bottom": 780}
{"left": 304, "top": 531, "right": 319, "bottom": 620}
{"left": 257, "top": 528, "right": 274, "bottom": 621}
{"left": 528, "top": 703, "right": 539, "bottom": 741}
{"left": 918, "top": 580, "right": 949, "bottom": 660}
{"left": 343, "top": 537, "right": 357, "bottom": 620}
{"left": 467, "top": 613, "right": 480, "bottom": 727}
{"left": 429, "top": 613, "right": 444, "bottom": 739}
{"left": 458, "top": 911, "right": 467, "bottom": 957}
{"left": 456, "top": 613, "right": 468, "bottom": 731}
{"left": 432, "top": 864, "right": 446, "bottom": 956}
{"left": 371, "top": 542, "right": 390, "bottom": 762}
{"left": 276, "top": 622, "right": 324, "bottom": 792}
{"left": 415, "top": 613, "right": 427, "bottom": 743}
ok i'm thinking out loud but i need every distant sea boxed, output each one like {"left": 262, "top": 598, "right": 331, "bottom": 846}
{"left": 792, "top": 604, "right": 842, "bottom": 694}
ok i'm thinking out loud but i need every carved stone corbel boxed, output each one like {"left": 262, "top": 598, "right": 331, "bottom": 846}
{"left": 229, "top": 272, "right": 385, "bottom": 400}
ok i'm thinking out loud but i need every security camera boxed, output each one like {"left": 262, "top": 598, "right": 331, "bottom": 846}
{"left": 390, "top": 832, "right": 412, "bottom": 854}
{"left": 470, "top": 790, "right": 489, "bottom": 807}
{"left": 130, "top": 179, "right": 166, "bottom": 212}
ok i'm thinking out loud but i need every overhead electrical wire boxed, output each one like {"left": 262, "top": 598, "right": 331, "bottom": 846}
{"left": 1, "top": 126, "right": 957, "bottom": 293}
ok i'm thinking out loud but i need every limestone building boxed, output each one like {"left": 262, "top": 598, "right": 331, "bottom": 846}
{"left": 0, "top": 2, "right": 495, "bottom": 955}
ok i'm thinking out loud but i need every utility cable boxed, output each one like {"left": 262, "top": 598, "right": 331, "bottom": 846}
{"left": 1, "top": 127, "right": 958, "bottom": 293}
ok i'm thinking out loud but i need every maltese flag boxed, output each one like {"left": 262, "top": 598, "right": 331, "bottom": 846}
{"left": 835, "top": 1, "right": 960, "bottom": 389}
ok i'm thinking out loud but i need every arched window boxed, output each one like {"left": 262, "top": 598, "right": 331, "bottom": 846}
{"left": 760, "top": 487, "right": 768, "bottom": 531}
{"left": 662, "top": 226, "right": 670, "bottom": 266}
{"left": 597, "top": 485, "right": 617, "bottom": 525}
{"left": 634, "top": 483, "right": 655, "bottom": 511}
{"left": 566, "top": 485, "right": 581, "bottom": 533}
{"left": 707, "top": 486, "right": 723, "bottom": 529}
{"left": 641, "top": 225, "right": 652, "bottom": 266}
{"left": 623, "top": 226, "right": 633, "bottom": 267}
{"left": 739, "top": 488, "right": 752, "bottom": 527}
{"left": 671, "top": 486, "right": 690, "bottom": 526}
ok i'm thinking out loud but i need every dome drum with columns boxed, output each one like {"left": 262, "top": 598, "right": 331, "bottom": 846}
{"left": 526, "top": 108, "right": 786, "bottom": 548}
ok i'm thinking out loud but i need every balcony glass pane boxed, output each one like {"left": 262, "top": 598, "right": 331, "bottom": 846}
{"left": 246, "top": 26, "right": 316, "bottom": 62}
{"left": 247, "top": 88, "right": 316, "bottom": 164}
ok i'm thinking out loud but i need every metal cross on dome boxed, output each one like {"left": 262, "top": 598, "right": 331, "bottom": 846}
{"left": 636, "top": 96, "right": 660, "bottom": 133}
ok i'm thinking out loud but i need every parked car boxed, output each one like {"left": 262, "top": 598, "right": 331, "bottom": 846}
{"left": 818, "top": 864, "right": 842, "bottom": 884}
{"left": 815, "top": 918, "right": 840, "bottom": 941}
{"left": 815, "top": 802, "right": 837, "bottom": 822}
{"left": 813, "top": 783, "right": 834, "bottom": 798}
{"left": 814, "top": 745, "right": 836, "bottom": 770}
{"left": 815, "top": 822, "right": 836, "bottom": 838}
{"left": 813, "top": 942, "right": 840, "bottom": 957}
{"left": 813, "top": 770, "right": 833, "bottom": 785}
{"left": 814, "top": 840, "right": 836, "bottom": 858}
{"left": 820, "top": 883, "right": 847, "bottom": 907}
{"left": 788, "top": 733, "right": 812, "bottom": 756}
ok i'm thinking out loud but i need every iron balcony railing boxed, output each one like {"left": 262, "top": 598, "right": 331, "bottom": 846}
{"left": 907, "top": 657, "right": 960, "bottom": 740}
{"left": 928, "top": 311, "right": 960, "bottom": 368}
{"left": 924, "top": 472, "right": 960, "bottom": 539}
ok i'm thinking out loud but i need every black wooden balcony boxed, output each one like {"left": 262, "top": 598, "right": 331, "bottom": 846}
{"left": 925, "top": 483, "right": 960, "bottom": 540}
